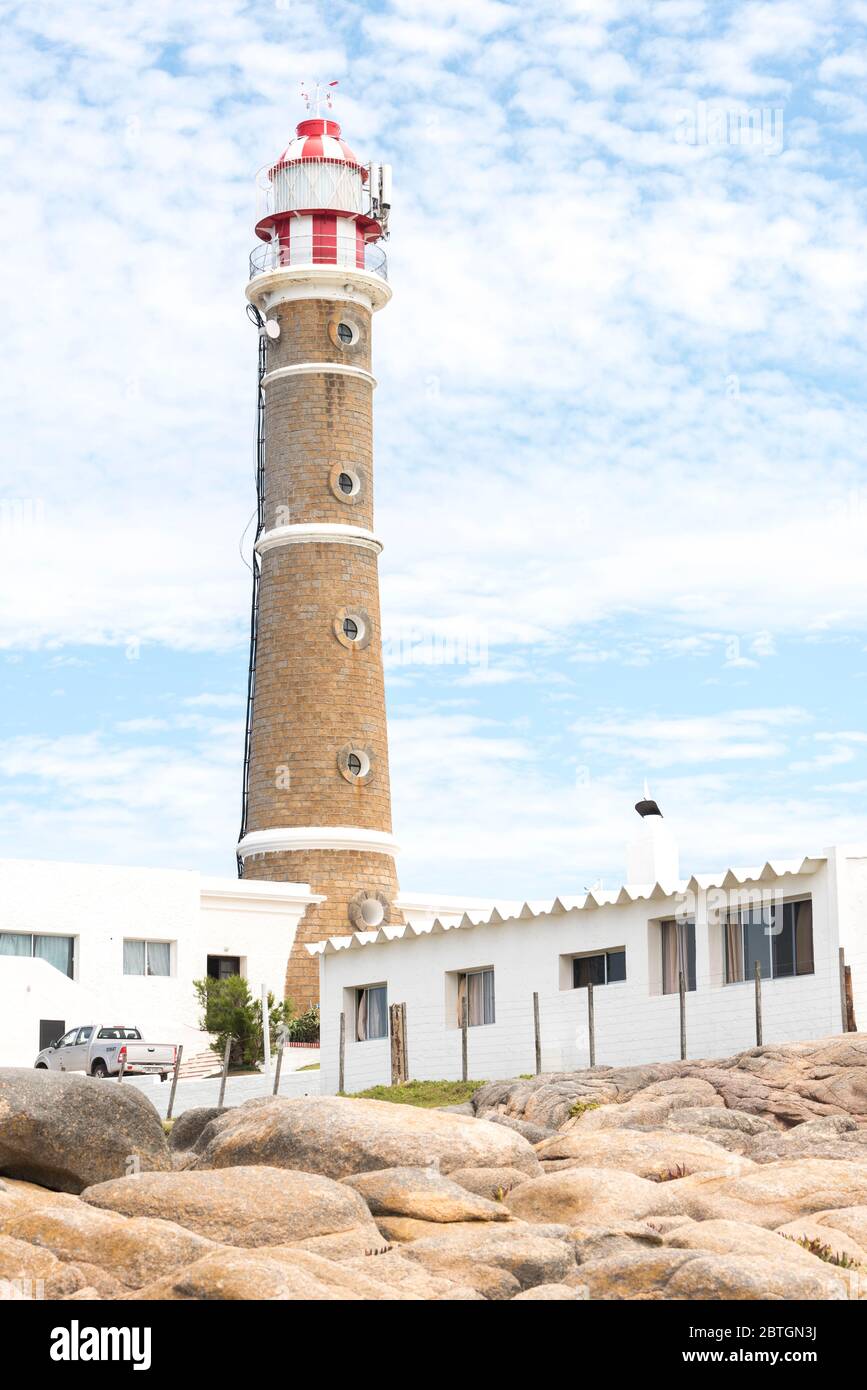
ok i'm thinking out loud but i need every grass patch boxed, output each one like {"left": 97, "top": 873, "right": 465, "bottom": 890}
{"left": 161, "top": 1119, "right": 174, "bottom": 1135}
{"left": 297, "top": 1063, "right": 320, "bottom": 1072}
{"left": 345, "top": 1079, "right": 487, "bottom": 1108}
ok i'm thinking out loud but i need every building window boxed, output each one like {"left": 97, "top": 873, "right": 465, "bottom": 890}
{"left": 337, "top": 322, "right": 355, "bottom": 344}
{"left": 123, "top": 939, "right": 172, "bottom": 977}
{"left": 457, "top": 968, "right": 495, "bottom": 1027}
{"left": 0, "top": 932, "right": 74, "bottom": 979}
{"left": 725, "top": 900, "right": 814, "bottom": 983}
{"left": 572, "top": 949, "right": 626, "bottom": 988}
{"left": 329, "top": 463, "right": 362, "bottom": 502}
{"left": 356, "top": 985, "right": 388, "bottom": 1040}
{"left": 207, "top": 955, "right": 241, "bottom": 980}
{"left": 343, "top": 617, "right": 360, "bottom": 641}
{"left": 661, "top": 919, "right": 696, "bottom": 994}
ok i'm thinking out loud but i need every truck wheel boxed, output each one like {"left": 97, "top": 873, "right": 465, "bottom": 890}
{"left": 91, "top": 1060, "right": 109, "bottom": 1079}
{"left": 34, "top": 1063, "right": 47, "bottom": 1069}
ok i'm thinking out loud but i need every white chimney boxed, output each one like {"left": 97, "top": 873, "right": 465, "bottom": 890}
{"left": 626, "top": 785, "right": 680, "bottom": 886}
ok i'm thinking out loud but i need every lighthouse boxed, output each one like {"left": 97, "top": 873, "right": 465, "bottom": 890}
{"left": 238, "top": 91, "right": 400, "bottom": 1008}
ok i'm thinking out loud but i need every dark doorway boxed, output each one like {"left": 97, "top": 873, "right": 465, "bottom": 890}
{"left": 207, "top": 955, "right": 241, "bottom": 980}
{"left": 39, "top": 1018, "right": 65, "bottom": 1051}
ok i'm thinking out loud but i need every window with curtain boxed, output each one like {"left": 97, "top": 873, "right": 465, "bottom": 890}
{"left": 0, "top": 932, "right": 74, "bottom": 978}
{"left": 660, "top": 920, "right": 696, "bottom": 994}
{"left": 356, "top": 985, "right": 388, "bottom": 1040}
{"left": 457, "top": 968, "right": 495, "bottom": 1026}
{"left": 725, "top": 900, "right": 813, "bottom": 983}
{"left": 572, "top": 950, "right": 626, "bottom": 988}
{"left": 123, "top": 940, "right": 172, "bottom": 977}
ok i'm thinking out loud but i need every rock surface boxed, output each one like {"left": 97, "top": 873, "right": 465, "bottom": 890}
{"left": 474, "top": 1037, "right": 867, "bottom": 1131}
{"left": 6, "top": 1034, "right": 867, "bottom": 1301}
{"left": 81, "top": 1166, "right": 381, "bottom": 1250}
{"left": 191, "top": 1095, "right": 540, "bottom": 1179}
{"left": 535, "top": 1128, "right": 752, "bottom": 1180}
{"left": 0, "top": 1069, "right": 171, "bottom": 1193}
{"left": 342, "top": 1167, "right": 510, "bottom": 1223}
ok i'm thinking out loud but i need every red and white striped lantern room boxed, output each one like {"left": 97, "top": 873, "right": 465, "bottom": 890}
{"left": 254, "top": 116, "right": 390, "bottom": 272}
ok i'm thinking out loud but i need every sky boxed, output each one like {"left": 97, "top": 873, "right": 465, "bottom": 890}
{"left": 2, "top": 0, "right": 867, "bottom": 899}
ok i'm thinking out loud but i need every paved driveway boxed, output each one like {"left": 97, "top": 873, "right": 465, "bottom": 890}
{"left": 124, "top": 1066, "right": 320, "bottom": 1118}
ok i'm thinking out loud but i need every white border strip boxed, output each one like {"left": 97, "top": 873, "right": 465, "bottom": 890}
{"left": 238, "top": 827, "right": 400, "bottom": 858}
{"left": 256, "top": 522, "right": 382, "bottom": 556}
{"left": 262, "top": 363, "right": 377, "bottom": 388}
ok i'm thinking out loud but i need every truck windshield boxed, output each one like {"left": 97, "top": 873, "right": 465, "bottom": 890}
{"left": 97, "top": 1028, "right": 142, "bottom": 1040}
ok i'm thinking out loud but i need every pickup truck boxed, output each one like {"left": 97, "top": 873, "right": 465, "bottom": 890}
{"left": 34, "top": 1025, "right": 178, "bottom": 1080}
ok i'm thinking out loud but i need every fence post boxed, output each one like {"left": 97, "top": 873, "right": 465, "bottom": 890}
{"left": 399, "top": 1003, "right": 409, "bottom": 1083}
{"left": 338, "top": 1011, "right": 346, "bottom": 1094}
{"left": 166, "top": 1044, "right": 183, "bottom": 1120}
{"left": 390, "top": 1002, "right": 408, "bottom": 1085}
{"left": 587, "top": 981, "right": 596, "bottom": 1067}
{"left": 217, "top": 1035, "right": 232, "bottom": 1108}
{"left": 839, "top": 948, "right": 849, "bottom": 1032}
{"left": 533, "top": 991, "right": 542, "bottom": 1075}
{"left": 272, "top": 1039, "right": 284, "bottom": 1096}
{"left": 261, "top": 984, "right": 271, "bottom": 1081}
{"left": 754, "top": 960, "right": 763, "bottom": 1046}
{"left": 678, "top": 970, "right": 687, "bottom": 1060}
{"left": 461, "top": 996, "right": 468, "bottom": 1082}
{"left": 844, "top": 964, "right": 857, "bottom": 1034}
{"left": 117, "top": 1053, "right": 126, "bottom": 1083}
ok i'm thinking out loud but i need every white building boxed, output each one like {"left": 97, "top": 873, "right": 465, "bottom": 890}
{"left": 0, "top": 859, "right": 321, "bottom": 1067}
{"left": 313, "top": 807, "right": 866, "bottom": 1095}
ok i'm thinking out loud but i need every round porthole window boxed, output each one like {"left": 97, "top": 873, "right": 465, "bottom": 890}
{"left": 360, "top": 898, "right": 385, "bottom": 927}
{"left": 338, "top": 744, "right": 374, "bottom": 784}
{"left": 329, "top": 316, "right": 362, "bottom": 349}
{"left": 334, "top": 606, "right": 372, "bottom": 650}
{"left": 348, "top": 889, "right": 391, "bottom": 930}
{"left": 328, "top": 463, "right": 363, "bottom": 503}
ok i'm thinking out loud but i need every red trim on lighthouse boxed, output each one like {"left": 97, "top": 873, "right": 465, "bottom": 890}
{"left": 312, "top": 214, "right": 337, "bottom": 264}
{"left": 356, "top": 224, "right": 365, "bottom": 270}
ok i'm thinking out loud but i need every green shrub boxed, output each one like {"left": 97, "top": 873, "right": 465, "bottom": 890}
{"left": 286, "top": 1004, "right": 320, "bottom": 1044}
{"left": 568, "top": 1099, "right": 601, "bottom": 1119}
{"left": 194, "top": 975, "right": 294, "bottom": 1068}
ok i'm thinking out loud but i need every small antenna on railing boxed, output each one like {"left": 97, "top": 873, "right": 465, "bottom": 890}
{"left": 301, "top": 80, "right": 338, "bottom": 116}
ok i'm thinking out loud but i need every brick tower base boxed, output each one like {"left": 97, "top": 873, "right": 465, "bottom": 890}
{"left": 243, "top": 848, "right": 402, "bottom": 1007}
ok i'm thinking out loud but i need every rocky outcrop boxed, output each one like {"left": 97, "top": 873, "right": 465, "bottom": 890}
{"left": 81, "top": 1166, "right": 382, "bottom": 1252}
{"left": 472, "top": 1036, "right": 867, "bottom": 1131}
{"left": 341, "top": 1167, "right": 511, "bottom": 1223}
{"left": 190, "top": 1095, "right": 541, "bottom": 1179}
{"left": 0, "top": 1069, "right": 171, "bottom": 1193}
{"left": 535, "top": 1128, "right": 753, "bottom": 1180}
{"left": 4, "top": 1036, "right": 867, "bottom": 1301}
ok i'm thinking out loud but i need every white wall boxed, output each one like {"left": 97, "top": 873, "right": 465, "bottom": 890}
{"left": 831, "top": 846, "right": 867, "bottom": 1031}
{"left": 319, "top": 863, "right": 846, "bottom": 1094}
{"left": 0, "top": 859, "right": 320, "bottom": 1067}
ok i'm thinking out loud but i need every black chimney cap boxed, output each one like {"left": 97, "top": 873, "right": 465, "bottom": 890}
{"left": 635, "top": 797, "right": 662, "bottom": 818}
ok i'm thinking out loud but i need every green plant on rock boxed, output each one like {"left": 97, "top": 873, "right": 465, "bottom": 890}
{"left": 650, "top": 1163, "right": 690, "bottom": 1183}
{"left": 783, "top": 1235, "right": 860, "bottom": 1269}
{"left": 193, "top": 975, "right": 294, "bottom": 1068}
{"left": 568, "top": 1099, "right": 601, "bottom": 1119}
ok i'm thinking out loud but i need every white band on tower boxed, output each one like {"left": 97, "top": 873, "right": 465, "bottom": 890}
{"left": 262, "top": 363, "right": 377, "bottom": 389}
{"left": 238, "top": 827, "right": 401, "bottom": 858}
{"left": 256, "top": 522, "right": 383, "bottom": 556}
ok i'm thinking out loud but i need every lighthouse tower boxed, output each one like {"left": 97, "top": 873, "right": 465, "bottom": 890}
{"left": 238, "top": 94, "right": 400, "bottom": 1007}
